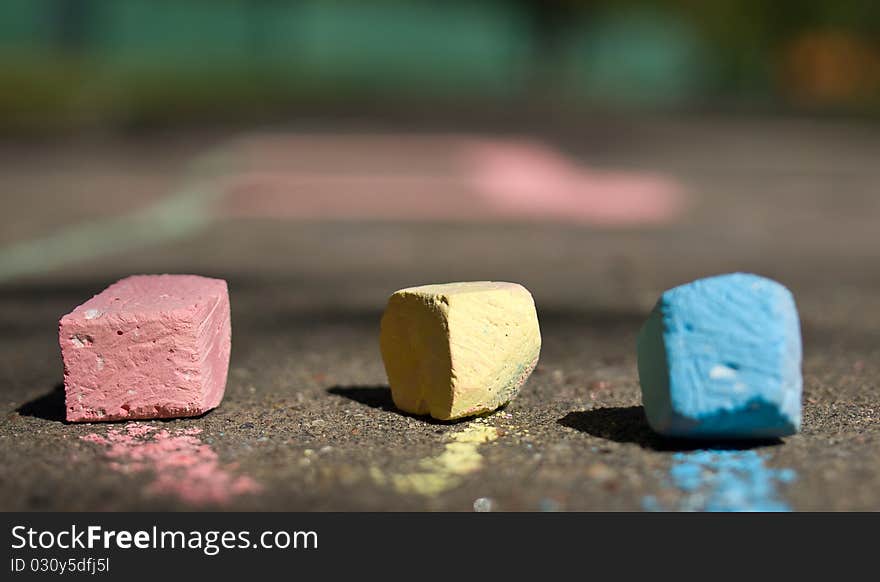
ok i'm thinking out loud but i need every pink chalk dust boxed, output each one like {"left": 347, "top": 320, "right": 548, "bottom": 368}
{"left": 81, "top": 423, "right": 260, "bottom": 506}
{"left": 463, "top": 138, "right": 685, "bottom": 225}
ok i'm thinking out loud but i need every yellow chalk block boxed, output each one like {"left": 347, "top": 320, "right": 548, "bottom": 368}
{"left": 380, "top": 282, "right": 541, "bottom": 420}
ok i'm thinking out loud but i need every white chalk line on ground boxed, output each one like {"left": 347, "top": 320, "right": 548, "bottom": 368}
{"left": 0, "top": 151, "right": 232, "bottom": 284}
{"left": 0, "top": 133, "right": 685, "bottom": 283}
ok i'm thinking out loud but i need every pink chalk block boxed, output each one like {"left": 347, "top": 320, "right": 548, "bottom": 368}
{"left": 59, "top": 275, "right": 231, "bottom": 422}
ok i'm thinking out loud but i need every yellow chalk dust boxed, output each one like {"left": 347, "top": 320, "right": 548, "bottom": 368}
{"left": 372, "top": 422, "right": 499, "bottom": 497}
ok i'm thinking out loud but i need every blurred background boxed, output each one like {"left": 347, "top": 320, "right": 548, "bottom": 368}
{"left": 1, "top": 0, "right": 879, "bottom": 131}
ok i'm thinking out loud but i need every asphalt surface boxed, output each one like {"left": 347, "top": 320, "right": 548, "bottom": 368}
{"left": 0, "top": 116, "right": 878, "bottom": 511}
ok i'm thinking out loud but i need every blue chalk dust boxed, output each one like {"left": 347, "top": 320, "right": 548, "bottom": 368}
{"left": 643, "top": 449, "right": 796, "bottom": 512}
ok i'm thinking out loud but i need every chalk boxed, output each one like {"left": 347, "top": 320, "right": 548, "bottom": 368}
{"left": 380, "top": 282, "right": 541, "bottom": 420}
{"left": 60, "top": 275, "right": 231, "bottom": 422}
{"left": 637, "top": 273, "right": 802, "bottom": 438}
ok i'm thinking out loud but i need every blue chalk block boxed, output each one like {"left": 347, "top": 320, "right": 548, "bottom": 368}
{"left": 637, "top": 273, "right": 802, "bottom": 438}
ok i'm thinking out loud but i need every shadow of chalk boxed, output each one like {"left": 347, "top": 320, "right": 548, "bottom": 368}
{"left": 558, "top": 406, "right": 782, "bottom": 452}
{"left": 16, "top": 383, "right": 220, "bottom": 425}
{"left": 327, "top": 385, "right": 480, "bottom": 425}
{"left": 327, "top": 385, "right": 397, "bottom": 412}
{"left": 17, "top": 383, "right": 66, "bottom": 423}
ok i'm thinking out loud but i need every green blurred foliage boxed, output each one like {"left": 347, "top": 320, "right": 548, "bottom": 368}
{"left": 0, "top": 0, "right": 878, "bottom": 129}
{"left": 563, "top": 8, "right": 706, "bottom": 106}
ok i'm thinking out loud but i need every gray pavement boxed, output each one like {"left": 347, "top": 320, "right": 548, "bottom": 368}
{"left": 0, "top": 116, "right": 878, "bottom": 511}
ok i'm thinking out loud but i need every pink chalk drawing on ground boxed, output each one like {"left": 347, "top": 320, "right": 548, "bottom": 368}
{"left": 81, "top": 423, "right": 261, "bottom": 506}
{"left": 462, "top": 138, "right": 685, "bottom": 225}
{"left": 215, "top": 134, "right": 686, "bottom": 226}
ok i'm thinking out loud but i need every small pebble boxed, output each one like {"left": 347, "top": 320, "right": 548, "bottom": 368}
{"left": 473, "top": 497, "right": 495, "bottom": 512}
